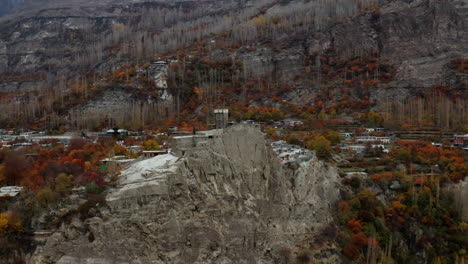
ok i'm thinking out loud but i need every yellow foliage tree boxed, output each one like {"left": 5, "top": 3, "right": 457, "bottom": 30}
{"left": 0, "top": 164, "right": 5, "bottom": 183}
{"left": 0, "top": 213, "right": 24, "bottom": 236}
{"left": 55, "top": 173, "right": 73, "bottom": 195}
{"left": 307, "top": 136, "right": 332, "bottom": 159}
{"left": 112, "top": 23, "right": 126, "bottom": 32}
{"left": 322, "top": 129, "right": 341, "bottom": 144}
{"left": 37, "top": 188, "right": 55, "bottom": 207}
{"left": 142, "top": 139, "right": 161, "bottom": 151}
{"left": 250, "top": 15, "right": 267, "bottom": 27}
{"left": 113, "top": 144, "right": 127, "bottom": 156}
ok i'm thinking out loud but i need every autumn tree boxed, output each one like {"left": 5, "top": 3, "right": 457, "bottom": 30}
{"left": 36, "top": 188, "right": 55, "bottom": 207}
{"left": 343, "top": 232, "right": 369, "bottom": 260}
{"left": 69, "top": 137, "right": 86, "bottom": 150}
{"left": 3, "top": 151, "right": 31, "bottom": 185}
{"left": 55, "top": 173, "right": 73, "bottom": 195}
{"left": 0, "top": 213, "right": 25, "bottom": 255}
{"left": 307, "top": 136, "right": 332, "bottom": 158}
{"left": 142, "top": 139, "right": 161, "bottom": 151}
{"left": 322, "top": 129, "right": 340, "bottom": 144}
{"left": 347, "top": 219, "right": 363, "bottom": 232}
{"left": 0, "top": 213, "right": 24, "bottom": 237}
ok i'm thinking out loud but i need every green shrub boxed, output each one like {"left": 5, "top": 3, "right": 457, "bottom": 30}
{"left": 36, "top": 188, "right": 55, "bottom": 207}
{"left": 350, "top": 176, "right": 362, "bottom": 190}
{"left": 85, "top": 183, "right": 103, "bottom": 194}
{"left": 55, "top": 173, "right": 73, "bottom": 195}
{"left": 307, "top": 136, "right": 332, "bottom": 159}
{"left": 322, "top": 129, "right": 340, "bottom": 144}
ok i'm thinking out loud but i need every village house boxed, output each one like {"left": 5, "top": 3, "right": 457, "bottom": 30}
{"left": 339, "top": 132, "right": 354, "bottom": 140}
{"left": 355, "top": 136, "right": 391, "bottom": 144}
{"left": 214, "top": 109, "right": 229, "bottom": 129}
{"left": 375, "top": 137, "right": 391, "bottom": 144}
{"left": 172, "top": 129, "right": 224, "bottom": 155}
{"left": 142, "top": 150, "right": 169, "bottom": 158}
{"left": 345, "top": 171, "right": 368, "bottom": 179}
{"left": 241, "top": 120, "right": 261, "bottom": 126}
{"left": 105, "top": 129, "right": 129, "bottom": 136}
{"left": 341, "top": 145, "right": 366, "bottom": 154}
{"left": 274, "top": 119, "right": 304, "bottom": 129}
{"left": 371, "top": 144, "right": 390, "bottom": 153}
{"left": 271, "top": 140, "right": 313, "bottom": 164}
{"left": 365, "top": 128, "right": 385, "bottom": 133}
{"left": 0, "top": 186, "right": 23, "bottom": 198}
{"left": 153, "top": 61, "right": 167, "bottom": 66}
{"left": 454, "top": 134, "right": 468, "bottom": 146}
{"left": 100, "top": 156, "right": 136, "bottom": 167}
{"left": 129, "top": 145, "right": 142, "bottom": 152}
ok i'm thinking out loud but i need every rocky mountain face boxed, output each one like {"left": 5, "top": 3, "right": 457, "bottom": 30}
{"left": 0, "top": 0, "right": 466, "bottom": 129}
{"left": 332, "top": 0, "right": 467, "bottom": 86}
{"left": 243, "top": 0, "right": 468, "bottom": 102}
{"left": 0, "top": 0, "right": 466, "bottom": 92}
{"left": 0, "top": 0, "right": 24, "bottom": 17}
{"left": 29, "top": 125, "right": 342, "bottom": 263}
{"left": 0, "top": 0, "right": 237, "bottom": 74}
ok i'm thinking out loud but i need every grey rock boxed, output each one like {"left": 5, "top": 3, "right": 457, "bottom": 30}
{"left": 29, "top": 124, "right": 342, "bottom": 264}
{"left": 390, "top": 181, "right": 401, "bottom": 190}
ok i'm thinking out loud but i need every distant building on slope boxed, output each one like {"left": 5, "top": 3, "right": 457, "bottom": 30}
{"left": 214, "top": 109, "right": 229, "bottom": 129}
{"left": 355, "top": 136, "right": 391, "bottom": 144}
{"left": 142, "top": 150, "right": 169, "bottom": 158}
{"left": 0, "top": 186, "right": 23, "bottom": 198}
{"left": 454, "top": 134, "right": 468, "bottom": 146}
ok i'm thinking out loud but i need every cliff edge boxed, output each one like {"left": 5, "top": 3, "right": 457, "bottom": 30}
{"left": 30, "top": 124, "right": 342, "bottom": 264}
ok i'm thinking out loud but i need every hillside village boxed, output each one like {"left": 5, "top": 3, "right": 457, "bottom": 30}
{"left": 0, "top": 108, "right": 467, "bottom": 263}
{"left": 1, "top": 107, "right": 466, "bottom": 170}
{"left": 0, "top": 0, "right": 466, "bottom": 261}
{"left": 1, "top": 115, "right": 466, "bottom": 168}
{"left": 1, "top": 109, "right": 466, "bottom": 198}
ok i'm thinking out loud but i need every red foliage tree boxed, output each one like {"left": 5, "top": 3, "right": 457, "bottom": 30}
{"left": 339, "top": 201, "right": 350, "bottom": 211}
{"left": 347, "top": 219, "right": 362, "bottom": 233}
{"left": 343, "top": 232, "right": 369, "bottom": 260}
{"left": 3, "top": 151, "right": 31, "bottom": 185}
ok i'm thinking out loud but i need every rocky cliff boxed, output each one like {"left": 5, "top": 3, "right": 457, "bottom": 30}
{"left": 332, "top": 0, "right": 467, "bottom": 89}
{"left": 29, "top": 125, "right": 342, "bottom": 263}
{"left": 1, "top": 0, "right": 466, "bottom": 88}
{"left": 0, "top": 0, "right": 24, "bottom": 17}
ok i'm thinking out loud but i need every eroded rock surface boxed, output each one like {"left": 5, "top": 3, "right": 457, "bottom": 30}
{"left": 29, "top": 125, "right": 341, "bottom": 264}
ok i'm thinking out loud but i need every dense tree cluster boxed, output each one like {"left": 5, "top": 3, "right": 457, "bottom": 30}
{"left": 338, "top": 141, "right": 467, "bottom": 263}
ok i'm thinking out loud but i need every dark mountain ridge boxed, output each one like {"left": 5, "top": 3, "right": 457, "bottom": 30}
{"left": 0, "top": 0, "right": 466, "bottom": 130}
{"left": 0, "top": 0, "right": 24, "bottom": 17}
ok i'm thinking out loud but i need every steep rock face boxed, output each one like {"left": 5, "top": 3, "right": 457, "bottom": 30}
{"left": 0, "top": 0, "right": 236, "bottom": 74}
{"left": 240, "top": 42, "right": 305, "bottom": 80}
{"left": 0, "top": 14, "right": 121, "bottom": 74}
{"left": 448, "top": 179, "right": 468, "bottom": 219}
{"left": 30, "top": 125, "right": 341, "bottom": 263}
{"left": 0, "top": 0, "right": 465, "bottom": 84}
{"left": 68, "top": 88, "right": 138, "bottom": 127}
{"left": 0, "top": 0, "right": 466, "bottom": 113}
{"left": 0, "top": 0, "right": 24, "bottom": 17}
{"left": 330, "top": 0, "right": 467, "bottom": 88}
{"left": 239, "top": 0, "right": 468, "bottom": 106}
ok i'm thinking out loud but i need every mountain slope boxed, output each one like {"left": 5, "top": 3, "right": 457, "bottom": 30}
{"left": 0, "top": 0, "right": 466, "bottom": 129}
{"left": 0, "top": 0, "right": 24, "bottom": 17}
